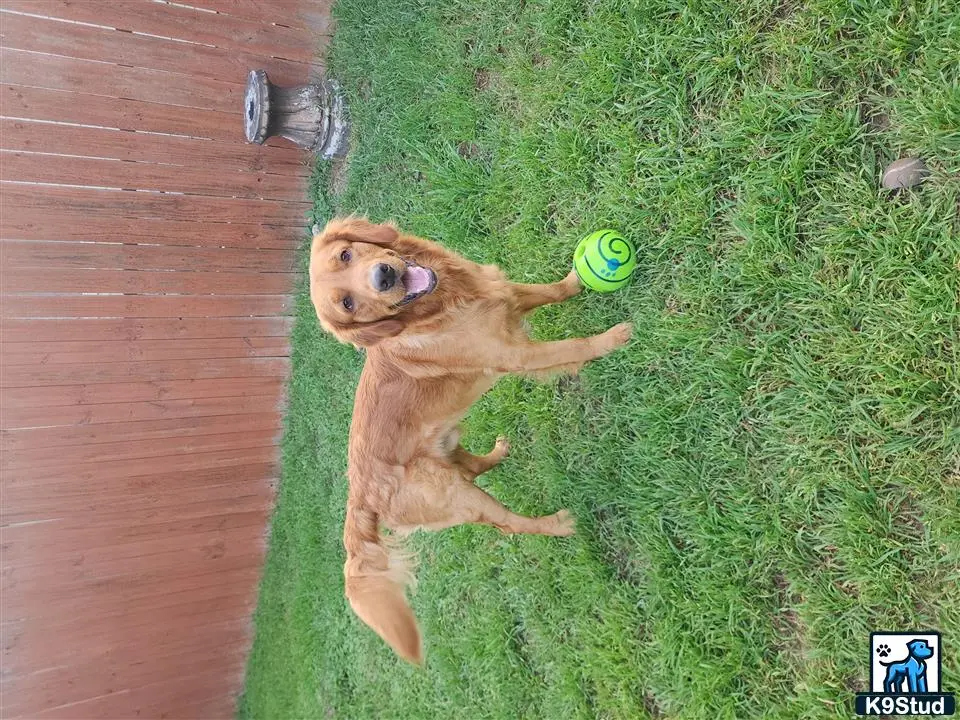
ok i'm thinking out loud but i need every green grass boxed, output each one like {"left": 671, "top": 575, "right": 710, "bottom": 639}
{"left": 240, "top": 1, "right": 960, "bottom": 717}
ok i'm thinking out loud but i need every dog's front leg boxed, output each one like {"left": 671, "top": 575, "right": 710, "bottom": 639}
{"left": 493, "top": 322, "right": 632, "bottom": 373}
{"left": 907, "top": 665, "right": 926, "bottom": 694}
{"left": 452, "top": 437, "right": 510, "bottom": 477}
{"left": 510, "top": 271, "right": 582, "bottom": 313}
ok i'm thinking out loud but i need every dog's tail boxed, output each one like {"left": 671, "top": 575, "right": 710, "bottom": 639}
{"left": 342, "top": 500, "right": 421, "bottom": 664}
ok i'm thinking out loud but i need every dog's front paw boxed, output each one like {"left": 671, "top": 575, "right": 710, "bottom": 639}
{"left": 598, "top": 322, "right": 633, "bottom": 353}
{"left": 493, "top": 435, "right": 511, "bottom": 458}
{"left": 550, "top": 509, "right": 576, "bottom": 537}
{"left": 563, "top": 269, "right": 583, "bottom": 296}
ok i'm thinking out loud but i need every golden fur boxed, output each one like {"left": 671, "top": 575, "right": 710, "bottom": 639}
{"left": 309, "top": 217, "right": 632, "bottom": 664}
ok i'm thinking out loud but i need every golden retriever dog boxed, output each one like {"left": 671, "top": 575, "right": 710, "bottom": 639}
{"left": 309, "top": 217, "right": 632, "bottom": 664}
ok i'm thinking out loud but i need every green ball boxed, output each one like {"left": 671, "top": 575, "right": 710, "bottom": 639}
{"left": 573, "top": 229, "right": 637, "bottom": 292}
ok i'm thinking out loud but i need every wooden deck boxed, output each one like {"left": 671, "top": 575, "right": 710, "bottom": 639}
{"left": 0, "top": 1, "right": 329, "bottom": 716}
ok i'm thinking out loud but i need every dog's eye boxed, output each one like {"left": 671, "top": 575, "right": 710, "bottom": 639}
{"left": 342, "top": 296, "right": 354, "bottom": 312}
{"left": 340, "top": 249, "right": 352, "bottom": 263}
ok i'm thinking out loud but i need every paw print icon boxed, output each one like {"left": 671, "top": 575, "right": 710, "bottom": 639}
{"left": 876, "top": 643, "right": 891, "bottom": 658}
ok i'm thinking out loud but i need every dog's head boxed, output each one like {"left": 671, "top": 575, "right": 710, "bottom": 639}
{"left": 907, "top": 639, "right": 934, "bottom": 660}
{"left": 309, "top": 217, "right": 439, "bottom": 347}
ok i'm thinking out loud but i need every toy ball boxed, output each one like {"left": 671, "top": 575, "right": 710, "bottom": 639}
{"left": 573, "top": 229, "right": 637, "bottom": 292}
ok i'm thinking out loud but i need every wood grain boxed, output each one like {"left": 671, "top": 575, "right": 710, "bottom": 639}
{"left": 0, "top": 1, "right": 325, "bottom": 715}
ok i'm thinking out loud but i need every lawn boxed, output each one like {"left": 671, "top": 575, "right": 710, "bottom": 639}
{"left": 240, "top": 0, "right": 960, "bottom": 717}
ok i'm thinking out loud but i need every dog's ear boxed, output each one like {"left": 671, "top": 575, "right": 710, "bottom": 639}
{"left": 333, "top": 318, "right": 405, "bottom": 348}
{"left": 314, "top": 216, "right": 399, "bottom": 247}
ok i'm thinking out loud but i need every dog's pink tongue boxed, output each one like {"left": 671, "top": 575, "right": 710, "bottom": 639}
{"left": 403, "top": 266, "right": 432, "bottom": 294}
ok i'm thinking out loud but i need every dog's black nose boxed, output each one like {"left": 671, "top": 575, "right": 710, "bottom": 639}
{"left": 372, "top": 263, "right": 397, "bottom": 292}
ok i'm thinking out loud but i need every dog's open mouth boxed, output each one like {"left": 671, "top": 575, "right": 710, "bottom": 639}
{"left": 397, "top": 260, "right": 437, "bottom": 306}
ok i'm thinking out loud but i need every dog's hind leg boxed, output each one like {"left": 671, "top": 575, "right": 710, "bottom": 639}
{"left": 884, "top": 668, "right": 905, "bottom": 693}
{"left": 435, "top": 480, "right": 574, "bottom": 536}
{"left": 387, "top": 463, "right": 574, "bottom": 537}
{"left": 511, "top": 271, "right": 581, "bottom": 313}
{"left": 451, "top": 437, "right": 510, "bottom": 477}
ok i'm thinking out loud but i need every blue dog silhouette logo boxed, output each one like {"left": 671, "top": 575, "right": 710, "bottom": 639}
{"left": 882, "top": 638, "right": 935, "bottom": 694}
{"left": 855, "top": 631, "right": 955, "bottom": 716}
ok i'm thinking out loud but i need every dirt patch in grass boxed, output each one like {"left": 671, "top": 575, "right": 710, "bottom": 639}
{"left": 642, "top": 692, "right": 665, "bottom": 719}
{"left": 594, "top": 508, "right": 649, "bottom": 588}
{"left": 328, "top": 154, "right": 351, "bottom": 197}
{"left": 474, "top": 68, "right": 491, "bottom": 91}
{"left": 772, "top": 571, "right": 806, "bottom": 658}
{"left": 456, "top": 141, "right": 482, "bottom": 159}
